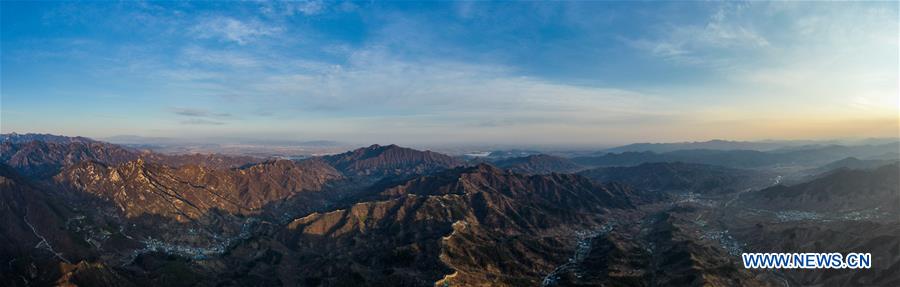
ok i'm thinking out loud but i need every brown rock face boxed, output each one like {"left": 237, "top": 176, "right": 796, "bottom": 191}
{"left": 1, "top": 140, "right": 139, "bottom": 178}
{"left": 54, "top": 158, "right": 343, "bottom": 220}
{"left": 252, "top": 164, "right": 634, "bottom": 286}
{"left": 139, "top": 152, "right": 261, "bottom": 170}
{"left": 1, "top": 139, "right": 262, "bottom": 180}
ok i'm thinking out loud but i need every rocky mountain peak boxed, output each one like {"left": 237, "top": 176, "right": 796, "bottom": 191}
{"left": 468, "top": 163, "right": 504, "bottom": 175}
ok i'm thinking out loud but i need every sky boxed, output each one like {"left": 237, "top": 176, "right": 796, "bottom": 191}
{"left": 1, "top": 1, "right": 898, "bottom": 146}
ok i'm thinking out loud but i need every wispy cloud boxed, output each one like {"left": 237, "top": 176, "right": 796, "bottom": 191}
{"left": 259, "top": 0, "right": 331, "bottom": 17}
{"left": 205, "top": 48, "right": 679, "bottom": 130}
{"left": 295, "top": 0, "right": 325, "bottom": 16}
{"left": 5, "top": 1, "right": 896, "bottom": 143}
{"left": 180, "top": 119, "right": 225, "bottom": 125}
{"left": 172, "top": 107, "right": 209, "bottom": 117}
{"left": 191, "top": 16, "right": 281, "bottom": 45}
{"left": 173, "top": 108, "right": 231, "bottom": 117}
{"left": 625, "top": 3, "right": 769, "bottom": 66}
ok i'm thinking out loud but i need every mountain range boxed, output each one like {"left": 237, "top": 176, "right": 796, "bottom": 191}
{"left": 574, "top": 142, "right": 899, "bottom": 169}
{"left": 598, "top": 138, "right": 899, "bottom": 154}
{"left": 578, "top": 162, "right": 776, "bottom": 194}
{"left": 1, "top": 133, "right": 898, "bottom": 287}
{"left": 492, "top": 154, "right": 583, "bottom": 174}
{"left": 739, "top": 163, "right": 899, "bottom": 213}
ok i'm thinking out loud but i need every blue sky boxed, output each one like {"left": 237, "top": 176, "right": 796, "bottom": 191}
{"left": 2, "top": 1, "right": 897, "bottom": 146}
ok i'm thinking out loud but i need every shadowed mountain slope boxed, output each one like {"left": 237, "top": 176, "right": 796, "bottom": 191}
{"left": 493, "top": 154, "right": 583, "bottom": 174}
{"left": 739, "top": 163, "right": 899, "bottom": 213}
{"left": 321, "top": 144, "right": 464, "bottom": 178}
{"left": 575, "top": 142, "right": 900, "bottom": 169}
{"left": 578, "top": 162, "right": 775, "bottom": 194}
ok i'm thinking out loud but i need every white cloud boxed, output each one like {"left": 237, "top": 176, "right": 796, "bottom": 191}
{"left": 258, "top": 0, "right": 329, "bottom": 17}
{"left": 224, "top": 48, "right": 679, "bottom": 130}
{"left": 624, "top": 2, "right": 897, "bottom": 123}
{"left": 132, "top": 47, "right": 688, "bottom": 144}
{"left": 171, "top": 107, "right": 231, "bottom": 118}
{"left": 626, "top": 4, "right": 769, "bottom": 65}
{"left": 191, "top": 16, "right": 281, "bottom": 45}
{"left": 729, "top": 3, "right": 897, "bottom": 117}
{"left": 181, "top": 119, "right": 225, "bottom": 125}
{"left": 296, "top": 0, "right": 325, "bottom": 16}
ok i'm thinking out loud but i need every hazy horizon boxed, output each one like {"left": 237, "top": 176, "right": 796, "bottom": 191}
{"left": 2, "top": 131, "right": 898, "bottom": 153}
{"left": 2, "top": 2, "right": 898, "bottom": 145}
